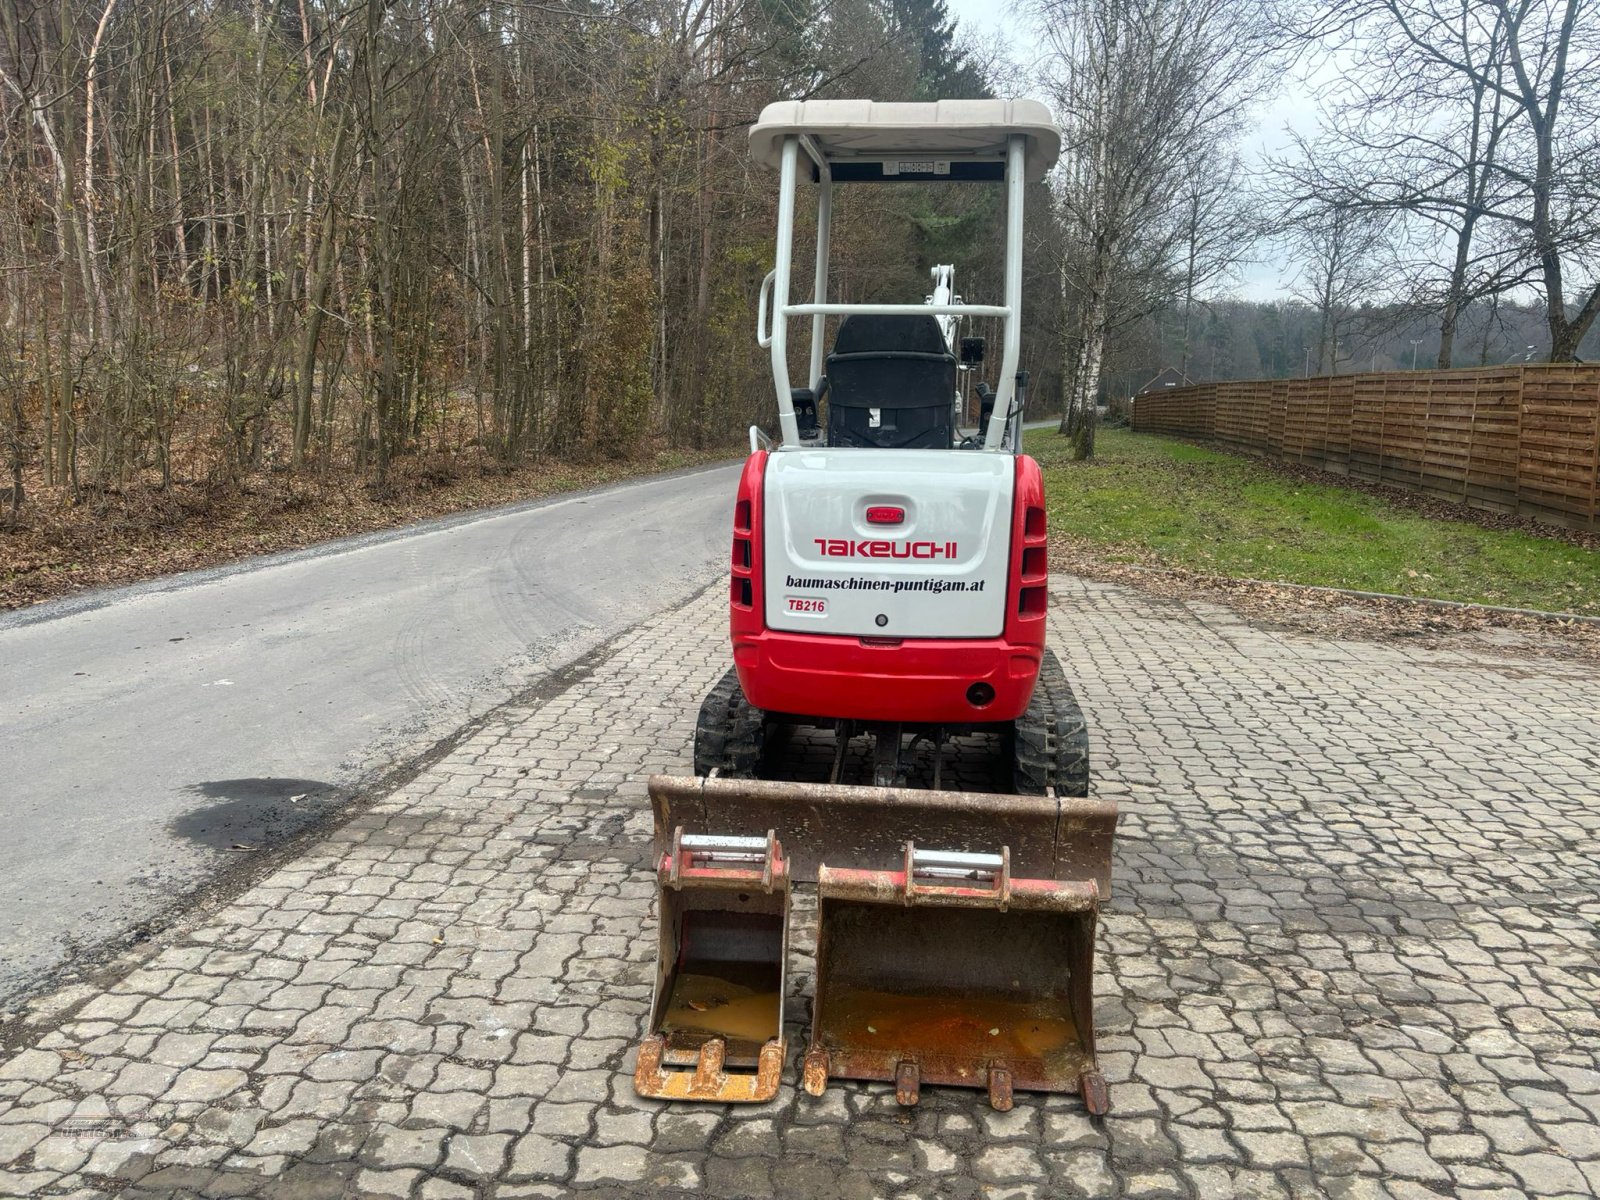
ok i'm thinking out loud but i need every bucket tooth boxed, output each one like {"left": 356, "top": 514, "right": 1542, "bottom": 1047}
{"left": 987, "top": 1066, "right": 1014, "bottom": 1112}
{"left": 801, "top": 1045, "right": 830, "bottom": 1098}
{"left": 806, "top": 843, "right": 1108, "bottom": 1111}
{"left": 895, "top": 1060, "right": 921, "bottom": 1107}
{"left": 1079, "top": 1067, "right": 1110, "bottom": 1116}
{"left": 634, "top": 829, "right": 790, "bottom": 1104}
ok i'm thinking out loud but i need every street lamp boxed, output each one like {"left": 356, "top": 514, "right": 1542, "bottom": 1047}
{"left": 1410, "top": 338, "right": 1422, "bottom": 370}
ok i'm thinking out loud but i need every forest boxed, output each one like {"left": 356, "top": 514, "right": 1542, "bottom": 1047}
{"left": 0, "top": 0, "right": 1021, "bottom": 515}
{"left": 2, "top": 0, "right": 1598, "bottom": 518}
{"left": 1103, "top": 296, "right": 1600, "bottom": 406}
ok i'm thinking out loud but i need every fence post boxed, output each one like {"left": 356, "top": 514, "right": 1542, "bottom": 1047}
{"left": 1463, "top": 371, "right": 1480, "bottom": 502}
{"left": 1514, "top": 366, "right": 1524, "bottom": 518}
{"left": 1590, "top": 369, "right": 1600, "bottom": 526}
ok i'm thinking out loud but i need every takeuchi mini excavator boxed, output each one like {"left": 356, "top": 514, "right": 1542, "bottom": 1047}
{"left": 636, "top": 100, "right": 1119, "bottom": 1115}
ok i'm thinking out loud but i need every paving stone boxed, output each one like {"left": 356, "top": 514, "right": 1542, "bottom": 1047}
{"left": 361, "top": 1123, "right": 446, "bottom": 1170}
{"left": 28, "top": 1134, "right": 93, "bottom": 1175}
{"left": 80, "top": 1138, "right": 162, "bottom": 1178}
{"left": 573, "top": 1142, "right": 650, "bottom": 1184}
{"left": 1171, "top": 1123, "right": 1240, "bottom": 1163}
{"left": 654, "top": 1111, "right": 719, "bottom": 1153}
{"left": 0, "top": 1122, "right": 49, "bottom": 1164}
{"left": 1123, "top": 1169, "right": 1188, "bottom": 1198}
{"left": 1429, "top": 1132, "right": 1491, "bottom": 1161}
{"left": 975, "top": 1143, "right": 1043, "bottom": 1183}
{"left": 105, "top": 1062, "right": 175, "bottom": 1097}
{"left": 246, "top": 1119, "right": 323, "bottom": 1156}
{"left": 1503, "top": 1152, "right": 1592, "bottom": 1195}
{"left": 354, "top": 1168, "right": 421, "bottom": 1198}
{"left": 592, "top": 1108, "right": 652, "bottom": 1147}
{"left": 1050, "top": 1148, "right": 1116, "bottom": 1196}
{"left": 714, "top": 1118, "right": 780, "bottom": 1158}
{"left": 444, "top": 1132, "right": 510, "bottom": 1177}
{"left": 0, "top": 1051, "right": 61, "bottom": 1084}
{"left": 530, "top": 1101, "right": 592, "bottom": 1138}
{"left": 1235, "top": 1130, "right": 1308, "bottom": 1169}
{"left": 2, "top": 579, "right": 1597, "bottom": 1199}
{"left": 409, "top": 1091, "right": 485, "bottom": 1129}
{"left": 165, "top": 1067, "right": 247, "bottom": 1103}
{"left": 705, "top": 1155, "right": 773, "bottom": 1198}
{"left": 507, "top": 1132, "right": 570, "bottom": 1181}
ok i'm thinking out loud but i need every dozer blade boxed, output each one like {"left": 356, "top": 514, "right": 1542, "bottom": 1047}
{"left": 801, "top": 844, "right": 1109, "bottom": 1114}
{"left": 649, "top": 774, "right": 1117, "bottom": 897}
{"left": 634, "top": 829, "right": 789, "bottom": 1104}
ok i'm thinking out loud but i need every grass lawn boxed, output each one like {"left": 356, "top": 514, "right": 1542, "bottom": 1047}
{"left": 1026, "top": 427, "right": 1600, "bottom": 617}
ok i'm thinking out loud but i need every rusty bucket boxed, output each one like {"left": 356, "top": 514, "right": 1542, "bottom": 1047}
{"left": 634, "top": 828, "right": 790, "bottom": 1103}
{"left": 802, "top": 843, "right": 1109, "bottom": 1114}
{"left": 649, "top": 774, "right": 1116, "bottom": 894}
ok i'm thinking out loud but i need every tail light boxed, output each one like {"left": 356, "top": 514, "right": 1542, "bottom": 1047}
{"left": 731, "top": 453, "right": 768, "bottom": 635}
{"left": 1008, "top": 457, "right": 1049, "bottom": 639}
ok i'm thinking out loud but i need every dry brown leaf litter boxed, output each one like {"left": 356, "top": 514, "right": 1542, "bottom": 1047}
{"left": 0, "top": 446, "right": 731, "bottom": 612}
{"left": 1052, "top": 537, "right": 1600, "bottom": 665}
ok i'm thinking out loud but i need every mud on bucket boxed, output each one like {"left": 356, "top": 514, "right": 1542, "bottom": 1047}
{"left": 634, "top": 829, "right": 790, "bottom": 1103}
{"left": 802, "top": 843, "right": 1108, "bottom": 1114}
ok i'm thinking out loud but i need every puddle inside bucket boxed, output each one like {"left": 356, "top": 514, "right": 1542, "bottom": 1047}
{"left": 660, "top": 960, "right": 781, "bottom": 1051}
{"left": 821, "top": 986, "right": 1079, "bottom": 1064}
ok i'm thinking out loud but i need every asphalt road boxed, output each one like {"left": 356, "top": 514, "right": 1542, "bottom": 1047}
{"left": 0, "top": 462, "right": 739, "bottom": 1007}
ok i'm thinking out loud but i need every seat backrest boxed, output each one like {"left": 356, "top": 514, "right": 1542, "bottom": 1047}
{"left": 824, "top": 315, "right": 955, "bottom": 449}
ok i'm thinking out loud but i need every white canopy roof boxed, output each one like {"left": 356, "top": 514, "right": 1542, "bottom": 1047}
{"left": 749, "top": 99, "right": 1061, "bottom": 183}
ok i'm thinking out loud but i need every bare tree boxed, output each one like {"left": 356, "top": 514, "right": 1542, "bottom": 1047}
{"left": 1280, "top": 202, "right": 1392, "bottom": 373}
{"left": 1174, "top": 152, "right": 1264, "bottom": 375}
{"left": 1034, "top": 0, "right": 1279, "bottom": 452}
{"left": 1280, "top": 0, "right": 1600, "bottom": 362}
{"left": 0, "top": 0, "right": 1008, "bottom": 523}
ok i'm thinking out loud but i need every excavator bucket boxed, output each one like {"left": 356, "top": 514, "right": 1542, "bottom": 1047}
{"left": 649, "top": 774, "right": 1116, "bottom": 895}
{"left": 634, "top": 829, "right": 790, "bottom": 1104}
{"left": 801, "top": 844, "right": 1110, "bottom": 1114}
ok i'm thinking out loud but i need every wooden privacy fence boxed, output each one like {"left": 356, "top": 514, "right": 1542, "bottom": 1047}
{"left": 1131, "top": 365, "right": 1600, "bottom": 531}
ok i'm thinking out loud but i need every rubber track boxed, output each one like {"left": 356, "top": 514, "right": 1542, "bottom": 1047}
{"left": 692, "top": 667, "right": 764, "bottom": 779}
{"left": 1012, "top": 648, "right": 1091, "bottom": 797}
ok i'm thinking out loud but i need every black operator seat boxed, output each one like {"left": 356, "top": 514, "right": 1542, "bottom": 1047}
{"left": 824, "top": 314, "right": 956, "bottom": 449}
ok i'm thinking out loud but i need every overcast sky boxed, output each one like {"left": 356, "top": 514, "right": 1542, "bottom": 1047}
{"left": 944, "top": 0, "right": 1323, "bottom": 301}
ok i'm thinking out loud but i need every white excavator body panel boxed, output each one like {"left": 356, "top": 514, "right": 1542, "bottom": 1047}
{"left": 763, "top": 448, "right": 1014, "bottom": 639}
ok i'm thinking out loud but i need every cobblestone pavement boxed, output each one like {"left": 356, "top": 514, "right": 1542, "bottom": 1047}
{"left": 2, "top": 577, "right": 1598, "bottom": 1200}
